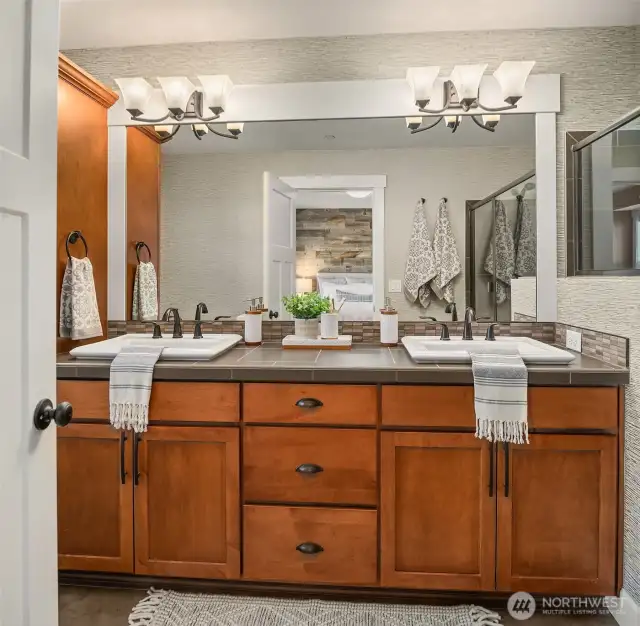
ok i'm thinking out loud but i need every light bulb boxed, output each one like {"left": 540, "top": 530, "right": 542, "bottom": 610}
{"left": 405, "top": 117, "right": 423, "bottom": 131}
{"left": 198, "top": 75, "right": 234, "bottom": 114}
{"left": 406, "top": 67, "right": 440, "bottom": 108}
{"left": 157, "top": 77, "right": 196, "bottom": 116}
{"left": 115, "top": 78, "right": 154, "bottom": 117}
{"left": 226, "top": 122, "right": 244, "bottom": 136}
{"left": 450, "top": 64, "right": 487, "bottom": 110}
{"left": 494, "top": 61, "right": 535, "bottom": 105}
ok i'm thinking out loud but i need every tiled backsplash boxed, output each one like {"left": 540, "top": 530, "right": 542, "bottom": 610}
{"left": 108, "top": 319, "right": 629, "bottom": 368}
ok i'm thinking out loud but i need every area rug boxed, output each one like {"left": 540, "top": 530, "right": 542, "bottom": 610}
{"left": 129, "top": 589, "right": 501, "bottom": 625}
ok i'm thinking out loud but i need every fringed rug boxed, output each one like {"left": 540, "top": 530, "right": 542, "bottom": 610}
{"left": 129, "top": 589, "right": 502, "bottom": 626}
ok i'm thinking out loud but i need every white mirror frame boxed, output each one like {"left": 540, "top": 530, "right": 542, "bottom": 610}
{"left": 108, "top": 74, "right": 560, "bottom": 321}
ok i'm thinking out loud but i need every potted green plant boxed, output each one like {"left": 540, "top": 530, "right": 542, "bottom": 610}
{"left": 282, "top": 292, "right": 331, "bottom": 338}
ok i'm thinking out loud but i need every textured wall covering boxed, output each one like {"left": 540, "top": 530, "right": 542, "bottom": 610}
{"left": 65, "top": 25, "right": 640, "bottom": 277}
{"left": 557, "top": 277, "right": 640, "bottom": 602}
{"left": 296, "top": 208, "right": 373, "bottom": 278}
{"left": 159, "top": 146, "right": 533, "bottom": 318}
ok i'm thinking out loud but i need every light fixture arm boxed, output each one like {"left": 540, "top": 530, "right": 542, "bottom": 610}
{"left": 470, "top": 115, "right": 496, "bottom": 132}
{"left": 475, "top": 100, "right": 518, "bottom": 113}
{"left": 410, "top": 116, "right": 443, "bottom": 134}
{"left": 417, "top": 82, "right": 453, "bottom": 115}
{"left": 206, "top": 124, "right": 239, "bottom": 140}
{"left": 131, "top": 112, "right": 172, "bottom": 124}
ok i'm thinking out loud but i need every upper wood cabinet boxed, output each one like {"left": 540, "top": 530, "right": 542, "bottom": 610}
{"left": 134, "top": 426, "right": 240, "bottom": 579}
{"left": 381, "top": 432, "right": 496, "bottom": 591}
{"left": 57, "top": 424, "right": 133, "bottom": 573}
{"left": 497, "top": 434, "right": 617, "bottom": 595}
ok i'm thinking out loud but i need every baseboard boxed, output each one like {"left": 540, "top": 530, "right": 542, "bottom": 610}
{"left": 609, "top": 589, "right": 640, "bottom": 626}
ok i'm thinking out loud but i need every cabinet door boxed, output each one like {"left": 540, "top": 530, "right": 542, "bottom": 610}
{"left": 135, "top": 426, "right": 240, "bottom": 579}
{"left": 57, "top": 424, "right": 133, "bottom": 573}
{"left": 381, "top": 432, "right": 496, "bottom": 590}
{"left": 497, "top": 435, "right": 617, "bottom": 595}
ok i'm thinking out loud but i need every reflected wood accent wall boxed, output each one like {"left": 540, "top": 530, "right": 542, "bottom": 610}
{"left": 57, "top": 54, "right": 118, "bottom": 354}
{"left": 126, "top": 127, "right": 161, "bottom": 320}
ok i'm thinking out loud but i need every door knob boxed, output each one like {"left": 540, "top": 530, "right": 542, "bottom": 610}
{"left": 269, "top": 310, "right": 279, "bottom": 319}
{"left": 33, "top": 399, "right": 73, "bottom": 431}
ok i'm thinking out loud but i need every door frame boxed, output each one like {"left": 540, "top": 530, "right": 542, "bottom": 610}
{"left": 280, "top": 174, "right": 386, "bottom": 314}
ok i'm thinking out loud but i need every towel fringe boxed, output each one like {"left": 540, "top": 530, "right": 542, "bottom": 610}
{"left": 476, "top": 417, "right": 529, "bottom": 444}
{"left": 128, "top": 588, "right": 165, "bottom": 626}
{"left": 470, "top": 606, "right": 502, "bottom": 626}
{"left": 110, "top": 402, "right": 149, "bottom": 433}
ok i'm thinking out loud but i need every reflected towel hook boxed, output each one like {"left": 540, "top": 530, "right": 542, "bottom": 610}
{"left": 441, "top": 197, "right": 448, "bottom": 203}
{"left": 420, "top": 197, "right": 426, "bottom": 204}
{"left": 66, "top": 231, "right": 88, "bottom": 260}
{"left": 135, "top": 241, "right": 152, "bottom": 262}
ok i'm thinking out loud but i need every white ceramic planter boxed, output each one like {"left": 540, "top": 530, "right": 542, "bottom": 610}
{"left": 294, "top": 318, "right": 320, "bottom": 338}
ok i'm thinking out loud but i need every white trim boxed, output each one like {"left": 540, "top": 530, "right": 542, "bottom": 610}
{"left": 281, "top": 174, "right": 386, "bottom": 314}
{"left": 108, "top": 126, "right": 128, "bottom": 320}
{"left": 535, "top": 112, "right": 557, "bottom": 321}
{"left": 109, "top": 75, "right": 560, "bottom": 127}
{"left": 608, "top": 589, "right": 640, "bottom": 626}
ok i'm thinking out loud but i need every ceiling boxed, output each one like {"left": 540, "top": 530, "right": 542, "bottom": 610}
{"left": 59, "top": 0, "right": 640, "bottom": 50}
{"left": 160, "top": 114, "right": 536, "bottom": 155}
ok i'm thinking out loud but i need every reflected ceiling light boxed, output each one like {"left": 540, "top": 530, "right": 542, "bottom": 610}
{"left": 191, "top": 123, "right": 209, "bottom": 140}
{"left": 226, "top": 122, "right": 244, "bottom": 137}
{"left": 405, "top": 60, "right": 534, "bottom": 135}
{"left": 151, "top": 121, "right": 245, "bottom": 144}
{"left": 346, "top": 190, "right": 373, "bottom": 199}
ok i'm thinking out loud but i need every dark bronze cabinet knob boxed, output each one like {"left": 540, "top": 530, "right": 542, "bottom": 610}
{"left": 33, "top": 399, "right": 73, "bottom": 431}
{"left": 295, "top": 398, "right": 323, "bottom": 409}
{"left": 296, "top": 542, "right": 324, "bottom": 555}
{"left": 296, "top": 463, "right": 324, "bottom": 475}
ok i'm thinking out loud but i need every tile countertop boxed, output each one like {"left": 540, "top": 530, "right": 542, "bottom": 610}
{"left": 57, "top": 343, "right": 629, "bottom": 386}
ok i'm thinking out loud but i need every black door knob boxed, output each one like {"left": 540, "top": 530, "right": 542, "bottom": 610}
{"left": 33, "top": 399, "right": 73, "bottom": 431}
{"left": 269, "top": 310, "right": 279, "bottom": 319}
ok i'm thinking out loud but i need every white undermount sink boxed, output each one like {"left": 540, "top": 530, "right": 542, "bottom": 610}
{"left": 401, "top": 336, "right": 576, "bottom": 365}
{"left": 69, "top": 333, "right": 243, "bottom": 361}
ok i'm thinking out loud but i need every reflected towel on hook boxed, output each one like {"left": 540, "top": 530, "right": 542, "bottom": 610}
{"left": 132, "top": 261, "right": 158, "bottom": 321}
{"left": 514, "top": 196, "right": 536, "bottom": 277}
{"left": 430, "top": 198, "right": 461, "bottom": 303}
{"left": 403, "top": 199, "right": 437, "bottom": 308}
{"left": 484, "top": 200, "right": 515, "bottom": 305}
{"left": 59, "top": 257, "right": 103, "bottom": 340}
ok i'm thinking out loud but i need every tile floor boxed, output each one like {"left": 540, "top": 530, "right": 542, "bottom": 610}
{"left": 59, "top": 586, "right": 618, "bottom": 626}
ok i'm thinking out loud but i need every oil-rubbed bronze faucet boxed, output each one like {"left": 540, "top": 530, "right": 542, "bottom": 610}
{"left": 463, "top": 307, "right": 476, "bottom": 340}
{"left": 195, "top": 302, "right": 208, "bottom": 321}
{"left": 162, "top": 308, "right": 183, "bottom": 338}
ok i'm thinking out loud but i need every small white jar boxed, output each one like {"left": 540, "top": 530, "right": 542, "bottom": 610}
{"left": 380, "top": 299, "right": 398, "bottom": 346}
{"left": 244, "top": 310, "right": 263, "bottom": 345}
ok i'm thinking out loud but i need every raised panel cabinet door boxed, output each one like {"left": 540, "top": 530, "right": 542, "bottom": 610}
{"left": 381, "top": 432, "right": 496, "bottom": 591}
{"left": 134, "top": 426, "right": 240, "bottom": 579}
{"left": 57, "top": 424, "right": 133, "bottom": 573}
{"left": 497, "top": 435, "right": 617, "bottom": 595}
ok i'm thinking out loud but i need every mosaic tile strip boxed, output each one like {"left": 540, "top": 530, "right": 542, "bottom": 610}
{"left": 556, "top": 323, "right": 629, "bottom": 367}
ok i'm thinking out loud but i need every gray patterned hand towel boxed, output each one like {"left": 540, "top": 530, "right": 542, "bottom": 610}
{"left": 484, "top": 200, "right": 515, "bottom": 305}
{"left": 430, "top": 198, "right": 462, "bottom": 303}
{"left": 59, "top": 257, "right": 103, "bottom": 340}
{"left": 404, "top": 199, "right": 437, "bottom": 308}
{"left": 514, "top": 196, "right": 536, "bottom": 277}
{"left": 132, "top": 261, "right": 159, "bottom": 321}
{"left": 110, "top": 345, "right": 163, "bottom": 432}
{"left": 472, "top": 350, "right": 529, "bottom": 444}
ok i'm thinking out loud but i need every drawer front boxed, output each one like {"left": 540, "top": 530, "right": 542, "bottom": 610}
{"left": 528, "top": 387, "right": 618, "bottom": 430}
{"left": 58, "top": 381, "right": 109, "bottom": 420}
{"left": 243, "top": 383, "right": 377, "bottom": 425}
{"left": 244, "top": 427, "right": 377, "bottom": 506}
{"left": 382, "top": 386, "right": 475, "bottom": 428}
{"left": 148, "top": 382, "right": 239, "bottom": 423}
{"left": 243, "top": 505, "right": 377, "bottom": 586}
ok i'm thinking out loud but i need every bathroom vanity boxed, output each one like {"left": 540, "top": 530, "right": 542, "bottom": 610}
{"left": 56, "top": 345, "right": 627, "bottom": 599}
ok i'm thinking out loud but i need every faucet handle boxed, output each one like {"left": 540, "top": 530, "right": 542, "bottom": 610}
{"left": 144, "top": 322, "right": 163, "bottom": 339}
{"left": 485, "top": 323, "right": 499, "bottom": 341}
{"left": 422, "top": 318, "right": 450, "bottom": 341}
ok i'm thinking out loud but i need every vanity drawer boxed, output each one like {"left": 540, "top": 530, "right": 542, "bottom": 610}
{"left": 243, "top": 427, "right": 377, "bottom": 505}
{"left": 58, "top": 381, "right": 109, "bottom": 420}
{"left": 243, "top": 383, "right": 377, "bottom": 425}
{"left": 243, "top": 505, "right": 377, "bottom": 586}
{"left": 382, "top": 386, "right": 475, "bottom": 428}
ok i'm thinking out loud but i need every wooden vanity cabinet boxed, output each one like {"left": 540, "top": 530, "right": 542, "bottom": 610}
{"left": 57, "top": 424, "right": 133, "bottom": 573}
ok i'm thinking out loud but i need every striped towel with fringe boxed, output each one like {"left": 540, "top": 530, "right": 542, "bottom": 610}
{"left": 471, "top": 350, "right": 529, "bottom": 444}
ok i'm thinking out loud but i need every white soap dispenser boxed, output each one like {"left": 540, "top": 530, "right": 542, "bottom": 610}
{"left": 244, "top": 298, "right": 263, "bottom": 346}
{"left": 380, "top": 297, "right": 399, "bottom": 347}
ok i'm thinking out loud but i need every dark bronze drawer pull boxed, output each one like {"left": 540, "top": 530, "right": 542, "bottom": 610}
{"left": 296, "top": 542, "right": 324, "bottom": 555}
{"left": 295, "top": 463, "right": 324, "bottom": 475}
{"left": 295, "top": 398, "right": 323, "bottom": 409}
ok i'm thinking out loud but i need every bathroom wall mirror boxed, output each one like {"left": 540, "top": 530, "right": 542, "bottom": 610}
{"left": 145, "top": 114, "right": 536, "bottom": 322}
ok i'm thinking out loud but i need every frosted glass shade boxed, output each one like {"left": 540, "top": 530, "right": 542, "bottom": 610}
{"left": 406, "top": 67, "right": 440, "bottom": 106}
{"left": 226, "top": 122, "right": 244, "bottom": 136}
{"left": 405, "top": 116, "right": 423, "bottom": 130}
{"left": 158, "top": 77, "right": 196, "bottom": 115}
{"left": 154, "top": 124, "right": 174, "bottom": 137}
{"left": 115, "top": 77, "right": 154, "bottom": 116}
{"left": 346, "top": 190, "right": 372, "bottom": 199}
{"left": 198, "top": 75, "right": 234, "bottom": 114}
{"left": 494, "top": 61, "right": 536, "bottom": 104}
{"left": 450, "top": 64, "right": 487, "bottom": 107}
{"left": 482, "top": 114, "right": 500, "bottom": 129}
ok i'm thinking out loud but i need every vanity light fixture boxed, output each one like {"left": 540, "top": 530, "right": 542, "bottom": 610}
{"left": 405, "top": 61, "right": 534, "bottom": 135}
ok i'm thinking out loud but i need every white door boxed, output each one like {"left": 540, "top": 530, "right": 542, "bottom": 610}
{"left": 263, "top": 173, "right": 296, "bottom": 319}
{"left": 0, "top": 1, "right": 61, "bottom": 625}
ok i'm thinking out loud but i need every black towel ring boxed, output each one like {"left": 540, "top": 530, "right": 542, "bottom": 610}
{"left": 135, "top": 241, "right": 152, "bottom": 262}
{"left": 66, "top": 231, "right": 88, "bottom": 260}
